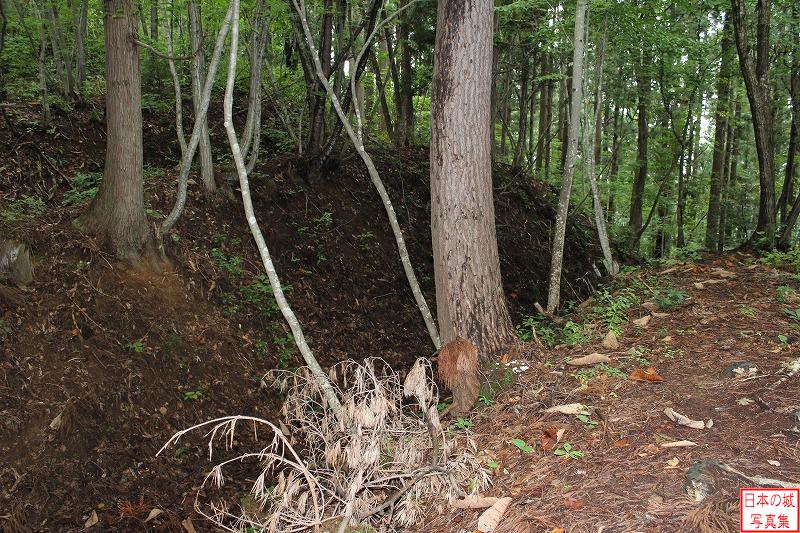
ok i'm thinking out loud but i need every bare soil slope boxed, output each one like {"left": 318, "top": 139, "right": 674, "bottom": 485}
{"left": 0, "top": 102, "right": 602, "bottom": 531}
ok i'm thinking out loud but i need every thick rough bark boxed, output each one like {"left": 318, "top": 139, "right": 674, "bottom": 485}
{"left": 430, "top": 0, "right": 513, "bottom": 359}
{"left": 705, "top": 13, "right": 733, "bottom": 251}
{"left": 546, "top": 0, "right": 587, "bottom": 313}
{"left": 629, "top": 50, "right": 650, "bottom": 249}
{"left": 82, "top": 0, "right": 153, "bottom": 262}
{"left": 188, "top": 0, "right": 216, "bottom": 194}
{"left": 731, "top": 0, "right": 775, "bottom": 248}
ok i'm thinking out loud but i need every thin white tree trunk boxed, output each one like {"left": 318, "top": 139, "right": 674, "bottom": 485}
{"left": 546, "top": 0, "right": 588, "bottom": 313}
{"left": 38, "top": 27, "right": 50, "bottom": 123}
{"left": 586, "top": 16, "right": 617, "bottom": 275}
{"left": 239, "top": 1, "right": 268, "bottom": 159}
{"left": 45, "top": 3, "right": 73, "bottom": 98}
{"left": 188, "top": 0, "right": 215, "bottom": 194}
{"left": 222, "top": 0, "right": 342, "bottom": 415}
{"left": 160, "top": 3, "right": 233, "bottom": 240}
{"left": 165, "top": 10, "right": 187, "bottom": 160}
{"left": 293, "top": 0, "right": 441, "bottom": 349}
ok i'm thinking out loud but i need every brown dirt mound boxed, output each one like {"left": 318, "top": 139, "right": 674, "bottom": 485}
{"left": 0, "top": 101, "right": 603, "bottom": 531}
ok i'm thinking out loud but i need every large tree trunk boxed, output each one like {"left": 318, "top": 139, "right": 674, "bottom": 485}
{"left": 628, "top": 50, "right": 650, "bottom": 249}
{"left": 705, "top": 13, "right": 734, "bottom": 251}
{"left": 778, "top": 37, "right": 800, "bottom": 250}
{"left": 431, "top": 0, "right": 513, "bottom": 359}
{"left": 82, "top": 0, "right": 153, "bottom": 262}
{"left": 188, "top": 0, "right": 216, "bottom": 194}
{"left": 731, "top": 0, "right": 775, "bottom": 248}
{"left": 546, "top": 0, "right": 587, "bottom": 313}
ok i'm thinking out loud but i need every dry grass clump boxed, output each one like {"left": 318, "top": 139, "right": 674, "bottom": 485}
{"left": 160, "top": 357, "right": 489, "bottom": 532}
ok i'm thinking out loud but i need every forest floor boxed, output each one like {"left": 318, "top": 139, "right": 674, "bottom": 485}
{"left": 426, "top": 255, "right": 800, "bottom": 533}
{"left": 1, "top": 103, "right": 798, "bottom": 533}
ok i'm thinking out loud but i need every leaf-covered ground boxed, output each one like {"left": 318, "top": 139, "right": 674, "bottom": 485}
{"left": 425, "top": 256, "right": 800, "bottom": 533}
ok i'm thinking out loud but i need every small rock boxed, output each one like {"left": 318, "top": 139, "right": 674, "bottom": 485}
{"left": 0, "top": 240, "right": 34, "bottom": 287}
{"left": 159, "top": 406, "right": 167, "bottom": 416}
{"left": 642, "top": 301, "right": 658, "bottom": 312}
{"left": 712, "top": 268, "right": 737, "bottom": 279}
{"left": 722, "top": 361, "right": 758, "bottom": 378}
{"left": 602, "top": 330, "right": 619, "bottom": 350}
{"left": 633, "top": 315, "right": 652, "bottom": 328}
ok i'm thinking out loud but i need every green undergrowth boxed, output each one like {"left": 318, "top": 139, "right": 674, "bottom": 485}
{"left": 515, "top": 266, "right": 687, "bottom": 350}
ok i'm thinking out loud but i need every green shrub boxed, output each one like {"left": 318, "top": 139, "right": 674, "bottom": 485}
{"left": 63, "top": 172, "right": 101, "bottom": 206}
{"left": 1, "top": 195, "right": 45, "bottom": 222}
{"left": 761, "top": 249, "right": 800, "bottom": 273}
{"left": 591, "top": 288, "right": 639, "bottom": 333}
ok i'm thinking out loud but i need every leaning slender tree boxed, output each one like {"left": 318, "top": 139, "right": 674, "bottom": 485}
{"left": 221, "top": 0, "right": 341, "bottom": 414}
{"left": 291, "top": 0, "right": 441, "bottom": 349}
{"left": 546, "top": 0, "right": 588, "bottom": 313}
{"left": 430, "top": 0, "right": 513, "bottom": 358}
{"left": 80, "top": 0, "right": 155, "bottom": 263}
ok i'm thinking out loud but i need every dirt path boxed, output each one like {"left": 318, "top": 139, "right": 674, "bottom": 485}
{"left": 425, "top": 254, "right": 800, "bottom": 533}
